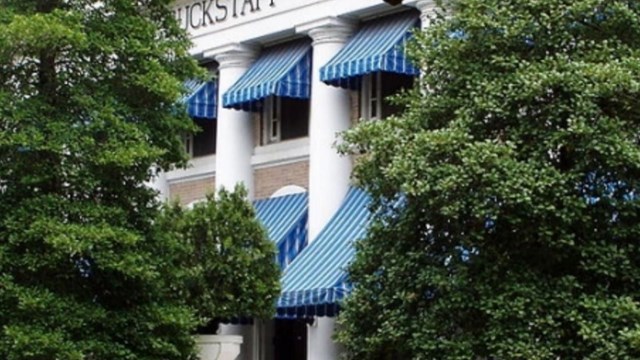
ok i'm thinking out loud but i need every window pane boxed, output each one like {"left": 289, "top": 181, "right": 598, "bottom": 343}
{"left": 381, "top": 72, "right": 414, "bottom": 119}
{"left": 370, "top": 98, "right": 378, "bottom": 119}
{"left": 272, "top": 119, "right": 279, "bottom": 139}
{"left": 280, "top": 98, "right": 309, "bottom": 141}
{"left": 184, "top": 135, "right": 193, "bottom": 156}
{"left": 371, "top": 74, "right": 377, "bottom": 99}
{"left": 272, "top": 98, "right": 278, "bottom": 119}
{"left": 192, "top": 119, "right": 217, "bottom": 157}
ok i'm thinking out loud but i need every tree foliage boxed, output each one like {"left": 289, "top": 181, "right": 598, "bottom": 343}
{"left": 156, "top": 187, "right": 280, "bottom": 333}
{"left": 0, "top": 0, "right": 277, "bottom": 359}
{"left": 338, "top": 0, "right": 640, "bottom": 358}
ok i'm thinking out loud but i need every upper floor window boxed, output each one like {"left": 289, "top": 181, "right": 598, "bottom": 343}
{"left": 261, "top": 96, "right": 309, "bottom": 145}
{"left": 360, "top": 72, "right": 414, "bottom": 121}
{"left": 185, "top": 119, "right": 216, "bottom": 158}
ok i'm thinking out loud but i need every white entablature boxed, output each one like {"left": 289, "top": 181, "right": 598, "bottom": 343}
{"left": 173, "top": 0, "right": 414, "bottom": 55}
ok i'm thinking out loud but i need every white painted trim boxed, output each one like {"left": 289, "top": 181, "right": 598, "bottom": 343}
{"left": 186, "top": 198, "right": 207, "bottom": 209}
{"left": 360, "top": 73, "right": 383, "bottom": 121}
{"left": 165, "top": 154, "right": 217, "bottom": 184}
{"left": 252, "top": 137, "right": 310, "bottom": 169}
{"left": 271, "top": 185, "right": 307, "bottom": 198}
{"left": 262, "top": 96, "right": 281, "bottom": 144}
{"left": 184, "top": 133, "right": 194, "bottom": 157}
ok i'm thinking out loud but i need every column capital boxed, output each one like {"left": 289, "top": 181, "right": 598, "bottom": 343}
{"left": 204, "top": 43, "right": 259, "bottom": 70}
{"left": 404, "top": 0, "right": 439, "bottom": 27}
{"left": 296, "top": 17, "right": 357, "bottom": 46}
{"left": 414, "top": 0, "right": 438, "bottom": 12}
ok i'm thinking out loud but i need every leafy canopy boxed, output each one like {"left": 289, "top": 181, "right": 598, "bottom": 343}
{"left": 338, "top": 0, "right": 640, "bottom": 359}
{"left": 0, "top": 0, "right": 277, "bottom": 359}
{"left": 157, "top": 187, "right": 280, "bottom": 334}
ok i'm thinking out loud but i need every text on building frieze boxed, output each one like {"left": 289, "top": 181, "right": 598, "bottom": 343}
{"left": 175, "top": 0, "right": 276, "bottom": 31}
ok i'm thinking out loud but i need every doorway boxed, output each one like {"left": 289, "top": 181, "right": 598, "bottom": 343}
{"left": 273, "top": 319, "right": 307, "bottom": 360}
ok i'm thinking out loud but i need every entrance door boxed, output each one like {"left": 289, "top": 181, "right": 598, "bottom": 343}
{"left": 273, "top": 319, "right": 307, "bottom": 360}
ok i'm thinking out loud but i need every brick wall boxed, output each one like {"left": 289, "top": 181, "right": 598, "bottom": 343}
{"left": 254, "top": 161, "right": 309, "bottom": 199}
{"left": 168, "top": 176, "right": 216, "bottom": 206}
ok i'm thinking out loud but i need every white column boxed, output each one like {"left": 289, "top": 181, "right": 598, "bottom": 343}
{"left": 297, "top": 18, "right": 356, "bottom": 241}
{"left": 210, "top": 44, "right": 257, "bottom": 354}
{"left": 414, "top": 0, "right": 440, "bottom": 29}
{"left": 209, "top": 44, "right": 258, "bottom": 199}
{"left": 297, "top": 18, "right": 355, "bottom": 360}
{"left": 307, "top": 317, "right": 344, "bottom": 360}
{"left": 207, "top": 45, "right": 259, "bottom": 359}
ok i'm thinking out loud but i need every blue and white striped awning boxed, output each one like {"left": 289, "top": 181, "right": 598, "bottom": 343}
{"left": 320, "top": 11, "right": 420, "bottom": 89}
{"left": 223, "top": 39, "right": 312, "bottom": 111}
{"left": 254, "top": 192, "right": 309, "bottom": 269}
{"left": 276, "top": 187, "right": 372, "bottom": 318}
{"left": 183, "top": 79, "right": 218, "bottom": 120}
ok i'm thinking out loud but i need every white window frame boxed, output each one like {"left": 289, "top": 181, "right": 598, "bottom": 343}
{"left": 360, "top": 73, "right": 382, "bottom": 121}
{"left": 263, "top": 96, "right": 281, "bottom": 144}
{"left": 184, "top": 133, "right": 194, "bottom": 158}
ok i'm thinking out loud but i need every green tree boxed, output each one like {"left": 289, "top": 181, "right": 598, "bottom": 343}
{"left": 0, "top": 0, "right": 203, "bottom": 358}
{"left": 156, "top": 187, "right": 280, "bottom": 334}
{"left": 338, "top": 0, "right": 640, "bottom": 358}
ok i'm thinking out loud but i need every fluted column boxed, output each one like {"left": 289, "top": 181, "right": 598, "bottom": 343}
{"left": 204, "top": 44, "right": 258, "bottom": 360}
{"left": 208, "top": 44, "right": 258, "bottom": 199}
{"left": 297, "top": 17, "right": 356, "bottom": 241}
{"left": 297, "top": 17, "right": 355, "bottom": 360}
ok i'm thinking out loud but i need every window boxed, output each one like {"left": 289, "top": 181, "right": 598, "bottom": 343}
{"left": 361, "top": 73, "right": 381, "bottom": 120}
{"left": 185, "top": 119, "right": 216, "bottom": 158}
{"left": 262, "top": 96, "right": 309, "bottom": 145}
{"left": 263, "top": 97, "right": 281, "bottom": 143}
{"left": 360, "top": 72, "right": 414, "bottom": 120}
{"left": 184, "top": 133, "right": 194, "bottom": 157}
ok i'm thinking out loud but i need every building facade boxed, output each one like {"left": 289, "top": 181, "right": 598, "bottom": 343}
{"left": 152, "top": 1, "right": 437, "bottom": 359}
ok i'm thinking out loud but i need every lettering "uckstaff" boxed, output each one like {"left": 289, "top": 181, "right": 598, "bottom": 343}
{"left": 175, "top": 0, "right": 276, "bottom": 31}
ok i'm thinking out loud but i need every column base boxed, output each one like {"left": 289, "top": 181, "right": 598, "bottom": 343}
{"left": 196, "top": 335, "right": 243, "bottom": 360}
